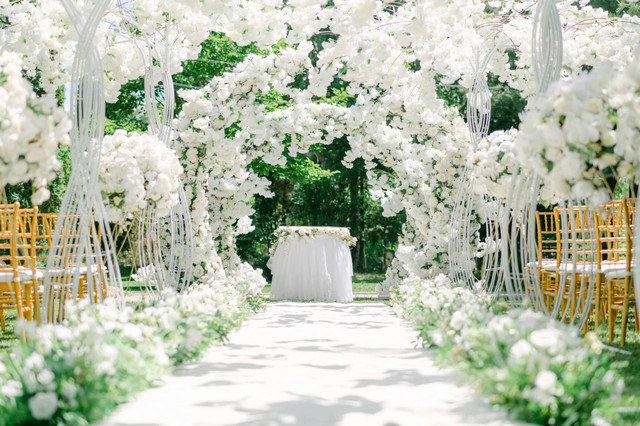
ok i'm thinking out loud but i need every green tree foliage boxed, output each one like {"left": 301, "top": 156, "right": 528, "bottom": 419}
{"left": 437, "top": 74, "right": 526, "bottom": 133}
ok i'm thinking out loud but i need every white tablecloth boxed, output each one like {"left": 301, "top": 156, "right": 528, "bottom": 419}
{"left": 269, "top": 228, "right": 353, "bottom": 302}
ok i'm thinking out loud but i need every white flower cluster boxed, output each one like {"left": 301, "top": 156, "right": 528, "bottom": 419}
{"left": 274, "top": 227, "right": 357, "bottom": 246}
{"left": 0, "top": 0, "right": 73, "bottom": 95}
{"left": 225, "top": 261, "right": 269, "bottom": 306}
{"left": 470, "top": 129, "right": 519, "bottom": 199}
{"left": 100, "top": 130, "right": 183, "bottom": 223}
{"left": 0, "top": 51, "right": 71, "bottom": 205}
{"left": 487, "top": 1, "right": 640, "bottom": 98}
{"left": 516, "top": 62, "right": 636, "bottom": 206}
{"left": 474, "top": 309, "right": 624, "bottom": 420}
{"left": 392, "top": 273, "right": 492, "bottom": 347}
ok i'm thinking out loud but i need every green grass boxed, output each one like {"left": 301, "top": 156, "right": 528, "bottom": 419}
{"left": 353, "top": 272, "right": 385, "bottom": 292}
{"left": 122, "top": 280, "right": 144, "bottom": 292}
{"left": 261, "top": 272, "right": 385, "bottom": 294}
{"left": 0, "top": 310, "right": 16, "bottom": 353}
{"left": 593, "top": 308, "right": 640, "bottom": 425}
{"left": 261, "top": 272, "right": 389, "bottom": 304}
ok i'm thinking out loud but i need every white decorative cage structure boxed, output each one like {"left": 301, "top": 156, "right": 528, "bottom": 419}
{"left": 111, "top": 13, "right": 195, "bottom": 297}
{"left": 449, "top": 47, "right": 495, "bottom": 288}
{"left": 42, "top": 0, "right": 124, "bottom": 323}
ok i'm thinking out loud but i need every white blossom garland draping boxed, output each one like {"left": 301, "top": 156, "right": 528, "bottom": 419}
{"left": 0, "top": 52, "right": 71, "bottom": 205}
{"left": 42, "top": 0, "right": 124, "bottom": 323}
{"left": 170, "top": 0, "right": 640, "bottom": 295}
{"left": 2, "top": 0, "right": 640, "bottom": 297}
{"left": 487, "top": 1, "right": 640, "bottom": 98}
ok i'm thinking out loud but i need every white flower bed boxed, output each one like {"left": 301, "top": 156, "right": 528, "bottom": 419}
{"left": 392, "top": 274, "right": 624, "bottom": 425}
{"left": 0, "top": 274, "right": 258, "bottom": 424}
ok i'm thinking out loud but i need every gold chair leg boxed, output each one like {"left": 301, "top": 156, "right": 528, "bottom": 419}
{"left": 608, "top": 281, "right": 616, "bottom": 342}
{"left": 583, "top": 305, "right": 591, "bottom": 334}
{"left": 12, "top": 282, "right": 24, "bottom": 321}
{"left": 620, "top": 306, "right": 629, "bottom": 347}
{"left": 620, "top": 280, "right": 632, "bottom": 348}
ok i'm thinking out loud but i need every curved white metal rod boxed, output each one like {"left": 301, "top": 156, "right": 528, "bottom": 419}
{"left": 43, "top": 0, "right": 124, "bottom": 323}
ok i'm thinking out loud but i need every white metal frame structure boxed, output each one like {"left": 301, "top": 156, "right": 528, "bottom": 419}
{"left": 112, "top": 12, "right": 195, "bottom": 296}
{"left": 138, "top": 34, "right": 194, "bottom": 295}
{"left": 43, "top": 0, "right": 124, "bottom": 323}
{"left": 449, "top": 47, "right": 495, "bottom": 288}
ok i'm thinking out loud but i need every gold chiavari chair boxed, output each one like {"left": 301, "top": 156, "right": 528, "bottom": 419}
{"left": 553, "top": 204, "right": 600, "bottom": 331}
{"left": 591, "top": 200, "right": 627, "bottom": 330}
{"left": 0, "top": 203, "right": 21, "bottom": 330}
{"left": 532, "top": 210, "right": 562, "bottom": 310}
{"left": 0, "top": 203, "right": 33, "bottom": 329}
{"left": 605, "top": 198, "right": 638, "bottom": 347}
{"left": 13, "top": 205, "right": 40, "bottom": 324}
{"left": 38, "top": 213, "right": 110, "bottom": 322}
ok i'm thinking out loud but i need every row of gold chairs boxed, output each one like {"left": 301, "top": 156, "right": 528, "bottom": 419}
{"left": 533, "top": 198, "right": 637, "bottom": 346}
{"left": 0, "top": 202, "right": 108, "bottom": 328}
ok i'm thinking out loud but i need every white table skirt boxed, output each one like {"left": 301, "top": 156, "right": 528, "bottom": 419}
{"left": 269, "top": 234, "right": 353, "bottom": 302}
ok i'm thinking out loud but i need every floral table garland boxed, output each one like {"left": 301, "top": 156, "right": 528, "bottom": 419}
{"left": 274, "top": 226, "right": 357, "bottom": 246}
{"left": 270, "top": 227, "right": 357, "bottom": 258}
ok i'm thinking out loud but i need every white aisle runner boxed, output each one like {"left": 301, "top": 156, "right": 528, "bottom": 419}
{"left": 101, "top": 303, "right": 526, "bottom": 426}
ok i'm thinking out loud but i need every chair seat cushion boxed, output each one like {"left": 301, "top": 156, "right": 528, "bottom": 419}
{"left": 526, "top": 260, "right": 559, "bottom": 270}
{"left": 0, "top": 271, "right": 17, "bottom": 283}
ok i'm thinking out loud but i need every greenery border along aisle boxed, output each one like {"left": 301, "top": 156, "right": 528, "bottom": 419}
{"left": 0, "top": 278, "right": 263, "bottom": 425}
{"left": 392, "top": 274, "right": 628, "bottom": 426}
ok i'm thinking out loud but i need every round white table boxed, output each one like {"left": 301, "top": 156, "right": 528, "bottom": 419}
{"left": 268, "top": 226, "right": 354, "bottom": 302}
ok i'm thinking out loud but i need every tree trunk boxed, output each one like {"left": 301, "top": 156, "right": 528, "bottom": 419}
{"left": 349, "top": 163, "right": 367, "bottom": 272}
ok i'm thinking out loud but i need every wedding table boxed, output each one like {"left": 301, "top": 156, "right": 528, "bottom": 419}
{"left": 268, "top": 226, "right": 355, "bottom": 302}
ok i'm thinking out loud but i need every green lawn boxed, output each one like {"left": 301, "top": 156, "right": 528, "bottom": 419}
{"left": 594, "top": 309, "right": 640, "bottom": 425}
{"left": 261, "top": 272, "right": 385, "bottom": 294}
{"left": 0, "top": 310, "right": 16, "bottom": 353}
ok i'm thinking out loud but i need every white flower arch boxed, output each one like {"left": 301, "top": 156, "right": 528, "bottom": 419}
{"left": 2, "top": 0, "right": 640, "bottom": 298}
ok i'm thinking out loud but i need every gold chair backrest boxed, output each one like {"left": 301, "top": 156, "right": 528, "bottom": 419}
{"left": 598, "top": 201, "right": 625, "bottom": 264}
{"left": 536, "top": 210, "right": 560, "bottom": 265}
{"left": 14, "top": 206, "right": 38, "bottom": 273}
{"left": 554, "top": 204, "right": 598, "bottom": 265}
{"left": 0, "top": 203, "right": 19, "bottom": 280}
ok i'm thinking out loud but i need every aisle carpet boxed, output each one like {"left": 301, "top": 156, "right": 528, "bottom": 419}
{"left": 101, "top": 303, "right": 526, "bottom": 426}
